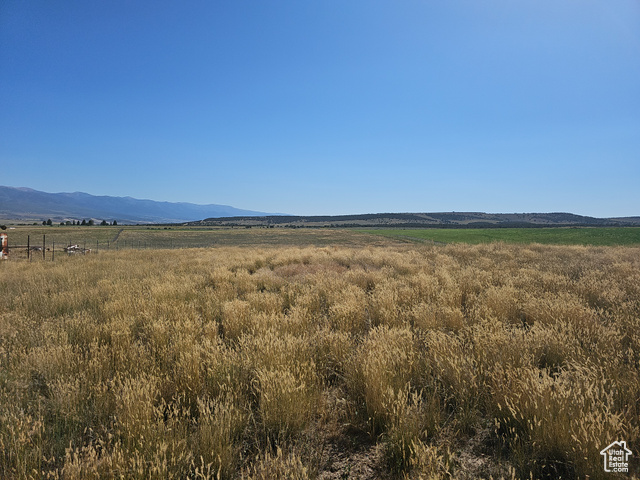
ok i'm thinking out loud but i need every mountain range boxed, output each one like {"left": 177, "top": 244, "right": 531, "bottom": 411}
{"left": 2, "top": 186, "right": 638, "bottom": 228}
{"left": 0, "top": 186, "right": 273, "bottom": 224}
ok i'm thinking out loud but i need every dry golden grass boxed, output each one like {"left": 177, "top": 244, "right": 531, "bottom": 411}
{"left": 0, "top": 243, "right": 639, "bottom": 479}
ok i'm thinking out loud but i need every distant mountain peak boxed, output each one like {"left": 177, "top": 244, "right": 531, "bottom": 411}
{"left": 0, "top": 186, "right": 277, "bottom": 224}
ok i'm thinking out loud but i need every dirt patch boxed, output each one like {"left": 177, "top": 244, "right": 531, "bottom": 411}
{"left": 317, "top": 428, "right": 392, "bottom": 480}
{"left": 450, "top": 424, "right": 513, "bottom": 479}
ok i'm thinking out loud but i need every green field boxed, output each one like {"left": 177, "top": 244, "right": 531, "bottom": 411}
{"left": 359, "top": 226, "right": 640, "bottom": 246}
{"left": 4, "top": 226, "right": 640, "bottom": 258}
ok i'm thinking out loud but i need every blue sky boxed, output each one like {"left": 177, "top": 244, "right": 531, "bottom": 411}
{"left": 1, "top": 1, "right": 639, "bottom": 216}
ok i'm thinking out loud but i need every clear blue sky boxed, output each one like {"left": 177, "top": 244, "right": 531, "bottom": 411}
{"left": 1, "top": 1, "right": 639, "bottom": 216}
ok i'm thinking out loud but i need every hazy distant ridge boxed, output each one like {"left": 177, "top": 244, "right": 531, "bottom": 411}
{"left": 192, "top": 211, "right": 640, "bottom": 228}
{"left": 0, "top": 186, "right": 273, "bottom": 224}
{"left": 3, "top": 186, "right": 637, "bottom": 227}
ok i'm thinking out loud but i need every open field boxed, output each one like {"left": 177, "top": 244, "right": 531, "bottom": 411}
{"left": 2, "top": 226, "right": 403, "bottom": 257}
{"left": 4, "top": 225, "right": 640, "bottom": 260}
{"left": 360, "top": 226, "right": 640, "bottom": 246}
{"left": 1, "top": 238, "right": 639, "bottom": 479}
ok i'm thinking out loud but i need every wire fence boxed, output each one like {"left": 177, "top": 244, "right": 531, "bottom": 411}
{"left": 2, "top": 234, "right": 171, "bottom": 261}
{"left": 0, "top": 226, "right": 404, "bottom": 261}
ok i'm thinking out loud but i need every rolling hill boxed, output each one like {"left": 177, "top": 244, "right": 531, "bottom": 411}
{"left": 189, "top": 211, "right": 640, "bottom": 228}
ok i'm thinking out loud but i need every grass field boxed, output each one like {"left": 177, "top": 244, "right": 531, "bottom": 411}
{"left": 360, "top": 226, "right": 640, "bottom": 246}
{"left": 2, "top": 226, "right": 402, "bottom": 257}
{"left": 5, "top": 225, "right": 640, "bottom": 259}
{"left": 1, "top": 236, "right": 639, "bottom": 479}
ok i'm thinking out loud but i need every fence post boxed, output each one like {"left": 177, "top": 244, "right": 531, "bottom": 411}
{"left": 43, "top": 234, "right": 46, "bottom": 260}
{"left": 27, "top": 235, "right": 30, "bottom": 261}
{"left": 53, "top": 241, "right": 55, "bottom": 261}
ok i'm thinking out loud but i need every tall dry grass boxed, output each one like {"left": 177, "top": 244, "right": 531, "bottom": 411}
{"left": 0, "top": 243, "right": 638, "bottom": 478}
